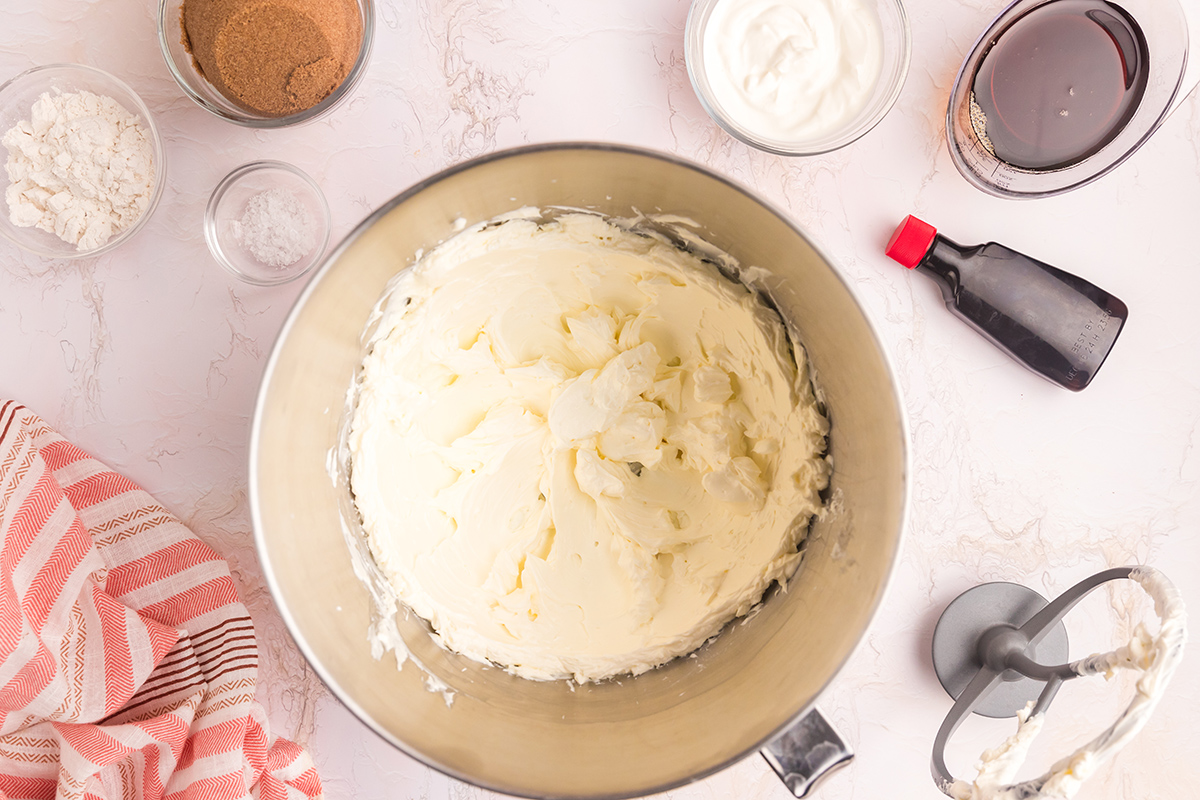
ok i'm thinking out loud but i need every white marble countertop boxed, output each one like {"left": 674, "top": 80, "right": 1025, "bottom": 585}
{"left": 2, "top": 1, "right": 1198, "bottom": 798}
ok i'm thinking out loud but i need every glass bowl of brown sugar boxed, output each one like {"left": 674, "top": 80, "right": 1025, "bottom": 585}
{"left": 158, "top": 0, "right": 374, "bottom": 127}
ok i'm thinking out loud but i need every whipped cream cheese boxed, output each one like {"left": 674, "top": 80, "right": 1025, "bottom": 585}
{"left": 702, "top": 0, "right": 883, "bottom": 142}
{"left": 349, "top": 213, "right": 830, "bottom": 683}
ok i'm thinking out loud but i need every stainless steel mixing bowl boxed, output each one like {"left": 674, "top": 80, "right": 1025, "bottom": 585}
{"left": 250, "top": 144, "right": 908, "bottom": 799}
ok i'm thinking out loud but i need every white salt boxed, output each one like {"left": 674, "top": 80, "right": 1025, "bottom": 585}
{"left": 232, "top": 188, "right": 315, "bottom": 268}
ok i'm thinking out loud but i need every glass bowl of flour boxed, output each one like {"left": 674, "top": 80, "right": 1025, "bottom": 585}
{"left": 205, "top": 160, "right": 331, "bottom": 286}
{"left": 0, "top": 64, "right": 165, "bottom": 259}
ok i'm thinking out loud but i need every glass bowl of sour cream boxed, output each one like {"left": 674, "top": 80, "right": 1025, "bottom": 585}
{"left": 686, "top": 0, "right": 911, "bottom": 156}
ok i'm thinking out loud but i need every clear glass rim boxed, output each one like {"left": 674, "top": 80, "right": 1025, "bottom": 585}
{"left": 204, "top": 160, "right": 332, "bottom": 286}
{"left": 684, "top": 0, "right": 913, "bottom": 157}
{"left": 156, "top": 0, "right": 376, "bottom": 129}
{"left": 0, "top": 63, "right": 167, "bottom": 260}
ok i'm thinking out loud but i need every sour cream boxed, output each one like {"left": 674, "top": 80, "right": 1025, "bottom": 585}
{"left": 700, "top": 0, "right": 884, "bottom": 143}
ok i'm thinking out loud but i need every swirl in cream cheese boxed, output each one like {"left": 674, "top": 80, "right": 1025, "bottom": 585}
{"left": 702, "top": 0, "right": 884, "bottom": 142}
{"left": 349, "top": 213, "right": 829, "bottom": 683}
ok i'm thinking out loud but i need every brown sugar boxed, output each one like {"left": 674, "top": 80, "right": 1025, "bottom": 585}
{"left": 182, "top": 0, "right": 363, "bottom": 117}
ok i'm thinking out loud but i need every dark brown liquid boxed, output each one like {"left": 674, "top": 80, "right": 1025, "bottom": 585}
{"left": 970, "top": 0, "right": 1148, "bottom": 171}
{"left": 915, "top": 236, "right": 1128, "bottom": 391}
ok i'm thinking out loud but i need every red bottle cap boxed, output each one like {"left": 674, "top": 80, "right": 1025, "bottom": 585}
{"left": 885, "top": 215, "right": 938, "bottom": 269}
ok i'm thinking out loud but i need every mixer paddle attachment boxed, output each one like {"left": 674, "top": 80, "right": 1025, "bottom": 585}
{"left": 929, "top": 566, "right": 1186, "bottom": 799}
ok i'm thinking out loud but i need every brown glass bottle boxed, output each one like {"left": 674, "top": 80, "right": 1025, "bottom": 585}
{"left": 886, "top": 215, "right": 1127, "bottom": 391}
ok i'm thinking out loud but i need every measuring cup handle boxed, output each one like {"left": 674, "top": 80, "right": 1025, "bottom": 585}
{"left": 760, "top": 706, "right": 853, "bottom": 797}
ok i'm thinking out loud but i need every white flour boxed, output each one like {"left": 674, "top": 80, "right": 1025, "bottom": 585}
{"left": 232, "top": 188, "right": 315, "bottom": 268}
{"left": 3, "top": 89, "right": 155, "bottom": 252}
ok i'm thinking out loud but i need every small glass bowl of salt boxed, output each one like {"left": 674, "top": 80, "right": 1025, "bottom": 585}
{"left": 205, "top": 160, "right": 330, "bottom": 285}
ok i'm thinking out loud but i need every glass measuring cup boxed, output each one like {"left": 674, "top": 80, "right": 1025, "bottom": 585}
{"left": 946, "top": 0, "right": 1189, "bottom": 199}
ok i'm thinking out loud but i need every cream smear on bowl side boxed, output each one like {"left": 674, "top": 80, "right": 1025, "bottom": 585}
{"left": 703, "top": 0, "right": 884, "bottom": 142}
{"left": 346, "top": 211, "right": 831, "bottom": 684}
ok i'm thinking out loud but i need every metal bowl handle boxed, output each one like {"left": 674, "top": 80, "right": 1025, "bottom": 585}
{"left": 761, "top": 707, "right": 853, "bottom": 797}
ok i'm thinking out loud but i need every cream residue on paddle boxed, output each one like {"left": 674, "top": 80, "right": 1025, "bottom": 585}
{"left": 348, "top": 212, "right": 830, "bottom": 683}
{"left": 950, "top": 566, "right": 1187, "bottom": 800}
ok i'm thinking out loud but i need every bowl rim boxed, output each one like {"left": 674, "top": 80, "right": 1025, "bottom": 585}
{"left": 204, "top": 159, "right": 332, "bottom": 286}
{"left": 248, "top": 142, "right": 912, "bottom": 799}
{"left": 156, "top": 0, "right": 376, "bottom": 129}
{"left": 684, "top": 0, "right": 913, "bottom": 157}
{"left": 0, "top": 62, "right": 167, "bottom": 260}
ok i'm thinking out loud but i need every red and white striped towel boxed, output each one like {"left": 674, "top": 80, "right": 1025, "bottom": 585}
{"left": 0, "top": 401, "right": 322, "bottom": 800}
